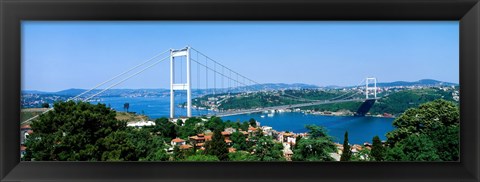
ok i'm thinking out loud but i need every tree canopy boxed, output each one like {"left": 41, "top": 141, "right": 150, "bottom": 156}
{"left": 25, "top": 101, "right": 169, "bottom": 161}
{"left": 385, "top": 99, "right": 459, "bottom": 161}
{"left": 340, "top": 131, "right": 352, "bottom": 161}
{"left": 204, "top": 128, "right": 229, "bottom": 161}
{"left": 292, "top": 125, "right": 336, "bottom": 161}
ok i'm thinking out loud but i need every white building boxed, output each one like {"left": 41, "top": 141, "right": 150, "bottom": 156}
{"left": 127, "top": 120, "right": 155, "bottom": 128}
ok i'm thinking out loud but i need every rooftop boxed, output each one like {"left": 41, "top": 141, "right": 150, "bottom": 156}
{"left": 172, "top": 138, "right": 185, "bottom": 143}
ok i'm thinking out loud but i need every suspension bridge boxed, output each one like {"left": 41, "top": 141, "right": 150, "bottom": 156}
{"left": 22, "top": 46, "right": 379, "bottom": 124}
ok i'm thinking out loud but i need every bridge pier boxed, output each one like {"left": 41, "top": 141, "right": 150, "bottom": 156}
{"left": 170, "top": 47, "right": 192, "bottom": 118}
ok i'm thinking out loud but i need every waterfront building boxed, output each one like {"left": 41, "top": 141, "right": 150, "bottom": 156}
{"left": 126, "top": 120, "right": 155, "bottom": 128}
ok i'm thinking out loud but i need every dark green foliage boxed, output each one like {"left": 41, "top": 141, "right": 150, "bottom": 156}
{"left": 231, "top": 131, "right": 248, "bottom": 150}
{"left": 370, "top": 88, "right": 458, "bottom": 115}
{"left": 352, "top": 148, "right": 371, "bottom": 161}
{"left": 205, "top": 116, "right": 225, "bottom": 131}
{"left": 340, "top": 131, "right": 352, "bottom": 161}
{"left": 152, "top": 117, "right": 177, "bottom": 139}
{"left": 25, "top": 101, "right": 171, "bottom": 161}
{"left": 306, "top": 125, "right": 329, "bottom": 138}
{"left": 292, "top": 125, "right": 336, "bottom": 161}
{"left": 228, "top": 151, "right": 255, "bottom": 161}
{"left": 25, "top": 101, "right": 125, "bottom": 161}
{"left": 141, "top": 136, "right": 169, "bottom": 161}
{"left": 240, "top": 121, "right": 249, "bottom": 131}
{"left": 371, "top": 136, "right": 384, "bottom": 161}
{"left": 430, "top": 125, "right": 459, "bottom": 161}
{"left": 250, "top": 136, "right": 285, "bottom": 161}
{"left": 172, "top": 146, "right": 184, "bottom": 160}
{"left": 100, "top": 130, "right": 138, "bottom": 161}
{"left": 176, "top": 119, "right": 183, "bottom": 126}
{"left": 385, "top": 134, "right": 440, "bottom": 161}
{"left": 385, "top": 99, "right": 459, "bottom": 161}
{"left": 249, "top": 118, "right": 257, "bottom": 127}
{"left": 204, "top": 128, "right": 229, "bottom": 161}
{"left": 176, "top": 117, "right": 204, "bottom": 139}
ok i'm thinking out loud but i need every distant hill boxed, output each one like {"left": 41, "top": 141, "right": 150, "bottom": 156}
{"left": 245, "top": 83, "right": 320, "bottom": 90}
{"left": 375, "top": 79, "right": 458, "bottom": 87}
{"left": 22, "top": 90, "right": 49, "bottom": 94}
{"left": 54, "top": 88, "right": 88, "bottom": 96}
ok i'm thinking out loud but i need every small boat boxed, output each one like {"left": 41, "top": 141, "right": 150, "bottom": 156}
{"left": 267, "top": 113, "right": 274, "bottom": 117}
{"left": 260, "top": 115, "right": 265, "bottom": 118}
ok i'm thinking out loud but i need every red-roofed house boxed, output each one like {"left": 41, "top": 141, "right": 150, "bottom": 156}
{"left": 171, "top": 138, "right": 186, "bottom": 146}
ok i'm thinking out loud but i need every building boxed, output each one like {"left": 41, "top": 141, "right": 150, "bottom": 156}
{"left": 262, "top": 126, "right": 273, "bottom": 136}
{"left": 189, "top": 133, "right": 209, "bottom": 149}
{"left": 281, "top": 132, "right": 296, "bottom": 145}
{"left": 224, "top": 127, "right": 236, "bottom": 133}
{"left": 221, "top": 131, "right": 232, "bottom": 140}
{"left": 171, "top": 138, "right": 186, "bottom": 146}
{"left": 248, "top": 126, "right": 259, "bottom": 137}
{"left": 179, "top": 144, "right": 193, "bottom": 150}
{"left": 20, "top": 124, "right": 33, "bottom": 145}
{"left": 126, "top": 120, "right": 155, "bottom": 128}
{"left": 20, "top": 124, "right": 33, "bottom": 158}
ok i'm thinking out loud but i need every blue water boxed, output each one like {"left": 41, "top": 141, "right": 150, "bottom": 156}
{"left": 223, "top": 112, "right": 394, "bottom": 144}
{"left": 94, "top": 96, "right": 213, "bottom": 119}
{"left": 93, "top": 96, "right": 395, "bottom": 144}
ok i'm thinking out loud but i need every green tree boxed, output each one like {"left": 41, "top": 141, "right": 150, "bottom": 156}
{"left": 250, "top": 136, "right": 284, "bottom": 161}
{"left": 176, "top": 119, "right": 183, "bottom": 126}
{"left": 205, "top": 116, "right": 225, "bottom": 131}
{"left": 100, "top": 130, "right": 138, "bottom": 161}
{"left": 230, "top": 131, "right": 248, "bottom": 151}
{"left": 386, "top": 99, "right": 459, "bottom": 145}
{"left": 430, "top": 125, "right": 459, "bottom": 161}
{"left": 25, "top": 101, "right": 127, "bottom": 161}
{"left": 228, "top": 151, "right": 255, "bottom": 161}
{"left": 142, "top": 136, "right": 169, "bottom": 161}
{"left": 385, "top": 134, "right": 440, "bottom": 161}
{"left": 385, "top": 99, "right": 459, "bottom": 161}
{"left": 152, "top": 117, "right": 177, "bottom": 139}
{"left": 351, "top": 148, "right": 371, "bottom": 161}
{"left": 172, "top": 146, "right": 184, "bottom": 161}
{"left": 292, "top": 125, "right": 336, "bottom": 161}
{"left": 371, "top": 136, "right": 384, "bottom": 161}
{"left": 249, "top": 118, "right": 257, "bottom": 127}
{"left": 340, "top": 131, "right": 352, "bottom": 161}
{"left": 240, "top": 121, "right": 249, "bottom": 131}
{"left": 176, "top": 117, "right": 205, "bottom": 139}
{"left": 204, "top": 128, "right": 229, "bottom": 161}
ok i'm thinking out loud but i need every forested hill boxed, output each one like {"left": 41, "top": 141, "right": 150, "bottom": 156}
{"left": 193, "top": 87, "right": 459, "bottom": 116}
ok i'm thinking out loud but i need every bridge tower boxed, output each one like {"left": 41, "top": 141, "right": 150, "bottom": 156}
{"left": 170, "top": 47, "right": 192, "bottom": 118}
{"left": 365, "top": 77, "right": 377, "bottom": 99}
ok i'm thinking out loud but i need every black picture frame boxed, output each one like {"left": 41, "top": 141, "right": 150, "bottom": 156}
{"left": 1, "top": 0, "right": 479, "bottom": 181}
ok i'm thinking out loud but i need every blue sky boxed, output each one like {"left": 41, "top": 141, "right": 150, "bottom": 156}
{"left": 22, "top": 21, "right": 459, "bottom": 92}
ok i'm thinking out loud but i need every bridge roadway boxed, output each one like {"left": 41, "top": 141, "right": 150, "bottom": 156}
{"left": 211, "top": 98, "right": 372, "bottom": 117}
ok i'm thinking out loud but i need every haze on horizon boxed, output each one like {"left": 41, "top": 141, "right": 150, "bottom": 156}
{"left": 22, "top": 21, "right": 459, "bottom": 92}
